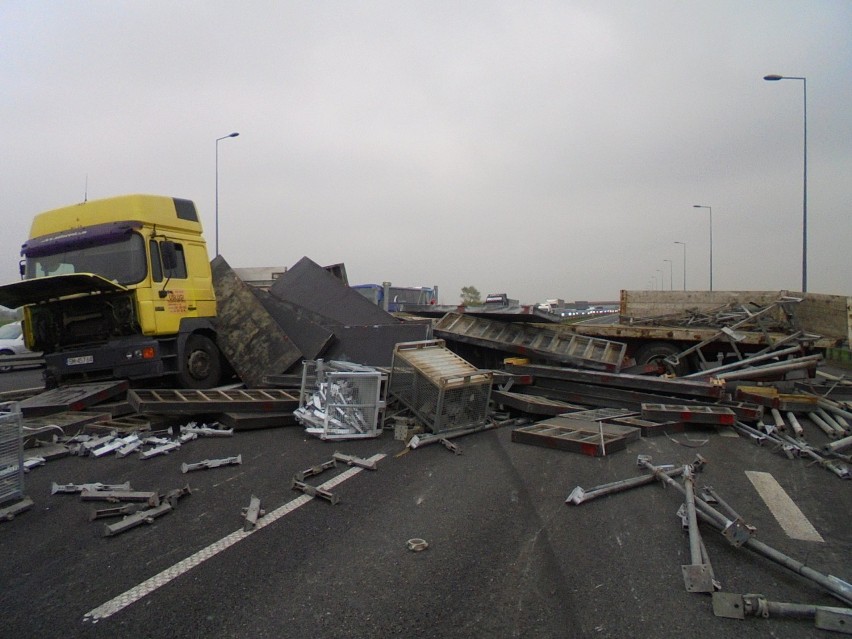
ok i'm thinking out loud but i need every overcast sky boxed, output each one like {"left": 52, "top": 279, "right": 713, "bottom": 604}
{"left": 2, "top": 1, "right": 850, "bottom": 304}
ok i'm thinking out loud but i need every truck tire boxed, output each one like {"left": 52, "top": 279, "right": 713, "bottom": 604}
{"left": 633, "top": 342, "right": 689, "bottom": 376}
{"left": 177, "top": 334, "right": 222, "bottom": 389}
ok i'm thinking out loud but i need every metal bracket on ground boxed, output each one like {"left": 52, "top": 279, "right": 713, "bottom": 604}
{"left": 102, "top": 502, "right": 173, "bottom": 537}
{"left": 242, "top": 495, "right": 264, "bottom": 531}
{"left": 291, "top": 478, "right": 340, "bottom": 505}
{"left": 179, "top": 424, "right": 234, "bottom": 437}
{"left": 294, "top": 459, "right": 336, "bottom": 481}
{"left": 181, "top": 455, "right": 242, "bottom": 473}
{"left": 332, "top": 452, "right": 378, "bottom": 470}
{"left": 51, "top": 481, "right": 131, "bottom": 495}
{"left": 439, "top": 438, "right": 462, "bottom": 455}
{"left": 162, "top": 484, "right": 192, "bottom": 507}
{"left": 89, "top": 503, "right": 139, "bottom": 521}
{"left": 80, "top": 490, "right": 160, "bottom": 507}
{"left": 0, "top": 497, "right": 33, "bottom": 521}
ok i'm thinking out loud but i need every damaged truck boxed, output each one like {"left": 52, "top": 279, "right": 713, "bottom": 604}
{"left": 0, "top": 195, "right": 225, "bottom": 389}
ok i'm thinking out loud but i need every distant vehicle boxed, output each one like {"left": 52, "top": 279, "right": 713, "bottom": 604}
{"left": 352, "top": 284, "right": 437, "bottom": 312}
{"left": 0, "top": 321, "right": 37, "bottom": 372}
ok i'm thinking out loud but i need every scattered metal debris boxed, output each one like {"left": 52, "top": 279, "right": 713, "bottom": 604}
{"left": 80, "top": 489, "right": 160, "bottom": 507}
{"left": 406, "top": 538, "right": 429, "bottom": 552}
{"left": 0, "top": 496, "right": 33, "bottom": 521}
{"left": 291, "top": 478, "right": 339, "bottom": 505}
{"left": 242, "top": 495, "right": 264, "bottom": 532}
{"left": 180, "top": 455, "right": 242, "bottom": 473}
{"left": 332, "top": 452, "right": 378, "bottom": 470}
{"left": 88, "top": 503, "right": 139, "bottom": 521}
{"left": 712, "top": 592, "right": 852, "bottom": 635}
{"left": 102, "top": 502, "right": 173, "bottom": 537}
{"left": 52, "top": 481, "right": 132, "bottom": 495}
{"left": 294, "top": 459, "right": 336, "bottom": 481}
{"left": 295, "top": 360, "right": 386, "bottom": 440}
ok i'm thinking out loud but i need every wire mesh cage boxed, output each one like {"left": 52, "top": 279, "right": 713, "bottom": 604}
{"left": 295, "top": 360, "right": 386, "bottom": 440}
{"left": 389, "top": 340, "right": 492, "bottom": 434}
{"left": 0, "top": 402, "right": 24, "bottom": 506}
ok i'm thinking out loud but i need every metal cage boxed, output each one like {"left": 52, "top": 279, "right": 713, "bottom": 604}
{"left": 295, "top": 360, "right": 386, "bottom": 440}
{"left": 389, "top": 340, "right": 492, "bottom": 434}
{"left": 0, "top": 402, "right": 24, "bottom": 506}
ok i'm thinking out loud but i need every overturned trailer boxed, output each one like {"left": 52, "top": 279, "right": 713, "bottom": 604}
{"left": 550, "top": 290, "right": 851, "bottom": 375}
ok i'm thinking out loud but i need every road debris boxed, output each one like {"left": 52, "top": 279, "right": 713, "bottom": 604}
{"left": 180, "top": 455, "right": 242, "bottom": 473}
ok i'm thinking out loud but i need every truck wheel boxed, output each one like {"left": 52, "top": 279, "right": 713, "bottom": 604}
{"left": 0, "top": 349, "right": 13, "bottom": 373}
{"left": 633, "top": 342, "right": 689, "bottom": 376}
{"left": 177, "top": 334, "right": 222, "bottom": 388}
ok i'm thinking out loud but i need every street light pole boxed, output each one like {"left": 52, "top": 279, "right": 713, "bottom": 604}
{"left": 663, "top": 259, "right": 673, "bottom": 291}
{"left": 215, "top": 132, "right": 240, "bottom": 257}
{"left": 674, "top": 241, "right": 686, "bottom": 291}
{"left": 764, "top": 74, "right": 807, "bottom": 293}
{"left": 693, "top": 205, "right": 712, "bottom": 291}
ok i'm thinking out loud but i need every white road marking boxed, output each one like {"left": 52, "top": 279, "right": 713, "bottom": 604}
{"left": 745, "top": 470, "right": 824, "bottom": 542}
{"left": 83, "top": 453, "right": 385, "bottom": 623}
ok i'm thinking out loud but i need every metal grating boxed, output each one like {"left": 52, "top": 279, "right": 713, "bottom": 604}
{"left": 0, "top": 402, "right": 24, "bottom": 505}
{"left": 434, "top": 312, "right": 627, "bottom": 372}
{"left": 389, "top": 340, "right": 492, "bottom": 434}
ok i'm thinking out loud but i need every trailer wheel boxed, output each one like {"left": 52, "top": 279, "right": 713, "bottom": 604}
{"left": 177, "top": 334, "right": 222, "bottom": 388}
{"left": 633, "top": 342, "right": 689, "bottom": 376}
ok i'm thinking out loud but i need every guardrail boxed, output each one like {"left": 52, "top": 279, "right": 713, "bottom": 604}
{"left": 0, "top": 353, "right": 45, "bottom": 372}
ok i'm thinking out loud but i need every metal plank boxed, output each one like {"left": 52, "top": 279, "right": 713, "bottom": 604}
{"left": 212, "top": 255, "right": 303, "bottom": 387}
{"left": 608, "top": 415, "right": 683, "bottom": 437}
{"left": 82, "top": 415, "right": 153, "bottom": 435}
{"left": 434, "top": 313, "right": 626, "bottom": 372}
{"left": 527, "top": 378, "right": 762, "bottom": 421}
{"left": 127, "top": 389, "right": 300, "bottom": 414}
{"left": 505, "top": 362, "right": 724, "bottom": 400}
{"left": 22, "top": 411, "right": 111, "bottom": 436}
{"left": 557, "top": 407, "right": 638, "bottom": 420}
{"left": 537, "top": 414, "right": 641, "bottom": 442}
{"left": 216, "top": 412, "right": 298, "bottom": 430}
{"left": 641, "top": 403, "right": 736, "bottom": 425}
{"left": 511, "top": 421, "right": 631, "bottom": 457}
{"left": 491, "top": 389, "right": 588, "bottom": 416}
{"left": 734, "top": 385, "right": 820, "bottom": 412}
{"left": 17, "top": 381, "right": 129, "bottom": 418}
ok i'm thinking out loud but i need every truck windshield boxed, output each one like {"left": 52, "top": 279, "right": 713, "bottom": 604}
{"left": 25, "top": 232, "right": 148, "bottom": 285}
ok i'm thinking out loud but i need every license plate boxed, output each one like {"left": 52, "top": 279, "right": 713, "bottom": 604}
{"left": 67, "top": 355, "right": 94, "bottom": 366}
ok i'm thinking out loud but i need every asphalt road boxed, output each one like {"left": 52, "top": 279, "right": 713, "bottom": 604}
{"left": 0, "top": 370, "right": 850, "bottom": 638}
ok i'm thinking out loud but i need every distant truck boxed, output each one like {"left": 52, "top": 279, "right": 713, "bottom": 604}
{"left": 352, "top": 283, "right": 438, "bottom": 312}
{"left": 556, "top": 290, "right": 852, "bottom": 375}
{"left": 0, "top": 194, "right": 225, "bottom": 388}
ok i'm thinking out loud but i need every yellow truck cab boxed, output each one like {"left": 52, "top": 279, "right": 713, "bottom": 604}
{"left": 0, "top": 195, "right": 224, "bottom": 388}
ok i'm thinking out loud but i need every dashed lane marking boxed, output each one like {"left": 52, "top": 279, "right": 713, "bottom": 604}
{"left": 83, "top": 453, "right": 386, "bottom": 623}
{"left": 745, "top": 470, "right": 824, "bottom": 542}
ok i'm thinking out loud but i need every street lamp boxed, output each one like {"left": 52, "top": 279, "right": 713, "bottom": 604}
{"left": 215, "top": 132, "right": 240, "bottom": 257}
{"left": 764, "top": 74, "right": 807, "bottom": 293}
{"left": 663, "top": 259, "right": 673, "bottom": 291}
{"left": 693, "top": 205, "right": 712, "bottom": 291}
{"left": 674, "top": 241, "right": 686, "bottom": 291}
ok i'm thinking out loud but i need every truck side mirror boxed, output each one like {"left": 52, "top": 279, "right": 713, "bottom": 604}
{"left": 161, "top": 241, "right": 178, "bottom": 271}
